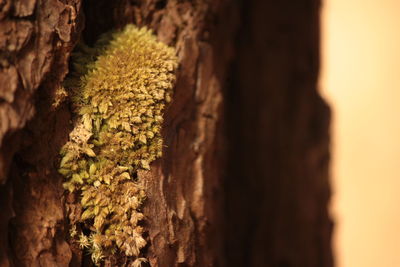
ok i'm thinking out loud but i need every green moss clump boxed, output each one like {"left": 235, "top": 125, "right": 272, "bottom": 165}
{"left": 59, "top": 25, "right": 178, "bottom": 265}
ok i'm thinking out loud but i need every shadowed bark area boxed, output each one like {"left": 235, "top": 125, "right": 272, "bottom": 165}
{"left": 0, "top": 0, "right": 332, "bottom": 266}
{"left": 226, "top": 1, "right": 333, "bottom": 266}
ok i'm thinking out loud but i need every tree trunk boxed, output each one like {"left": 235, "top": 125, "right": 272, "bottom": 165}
{"left": 0, "top": 0, "right": 333, "bottom": 267}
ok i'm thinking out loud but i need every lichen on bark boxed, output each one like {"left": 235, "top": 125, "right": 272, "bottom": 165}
{"left": 59, "top": 24, "right": 178, "bottom": 265}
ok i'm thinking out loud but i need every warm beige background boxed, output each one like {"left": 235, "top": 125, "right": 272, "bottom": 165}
{"left": 320, "top": 0, "right": 400, "bottom": 267}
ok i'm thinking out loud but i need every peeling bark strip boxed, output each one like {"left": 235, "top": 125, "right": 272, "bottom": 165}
{"left": 0, "top": 0, "right": 332, "bottom": 267}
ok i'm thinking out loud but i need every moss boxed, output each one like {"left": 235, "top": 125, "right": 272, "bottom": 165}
{"left": 59, "top": 25, "right": 178, "bottom": 265}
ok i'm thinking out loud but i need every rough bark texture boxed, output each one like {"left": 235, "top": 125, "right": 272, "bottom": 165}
{"left": 0, "top": 0, "right": 333, "bottom": 267}
{"left": 0, "top": 0, "right": 82, "bottom": 266}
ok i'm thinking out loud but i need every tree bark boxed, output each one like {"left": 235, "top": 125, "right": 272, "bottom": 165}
{"left": 226, "top": 1, "right": 333, "bottom": 266}
{"left": 0, "top": 0, "right": 333, "bottom": 267}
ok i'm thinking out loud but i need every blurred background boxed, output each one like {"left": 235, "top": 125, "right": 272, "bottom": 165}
{"left": 321, "top": 0, "right": 400, "bottom": 266}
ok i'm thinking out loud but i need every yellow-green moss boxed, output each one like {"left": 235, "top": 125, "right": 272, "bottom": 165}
{"left": 59, "top": 25, "right": 178, "bottom": 265}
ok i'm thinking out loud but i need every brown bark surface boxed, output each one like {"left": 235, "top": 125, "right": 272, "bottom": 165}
{"left": 0, "top": 0, "right": 82, "bottom": 266}
{"left": 0, "top": 0, "right": 332, "bottom": 267}
{"left": 226, "top": 1, "right": 333, "bottom": 266}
